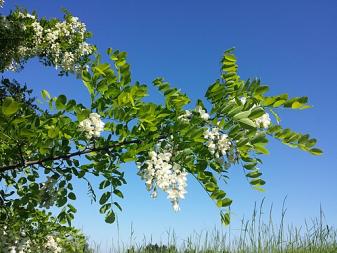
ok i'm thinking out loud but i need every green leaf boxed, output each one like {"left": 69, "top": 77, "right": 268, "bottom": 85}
{"left": 205, "top": 182, "right": 217, "bottom": 192}
{"left": 99, "top": 180, "right": 111, "bottom": 189}
{"left": 217, "top": 198, "right": 232, "bottom": 207}
{"left": 82, "top": 70, "right": 94, "bottom": 94}
{"left": 273, "top": 100, "right": 286, "bottom": 107}
{"left": 210, "top": 189, "right": 226, "bottom": 200}
{"left": 254, "top": 144, "right": 269, "bottom": 154}
{"left": 270, "top": 109, "right": 281, "bottom": 124}
{"left": 255, "top": 86, "right": 269, "bottom": 96}
{"left": 233, "top": 111, "right": 251, "bottom": 120}
{"left": 239, "top": 118, "right": 256, "bottom": 129}
{"left": 236, "top": 137, "right": 250, "bottom": 147}
{"left": 251, "top": 133, "right": 268, "bottom": 145}
{"left": 99, "top": 192, "right": 111, "bottom": 205}
{"left": 309, "top": 148, "right": 323, "bottom": 155}
{"left": 56, "top": 95, "right": 67, "bottom": 110}
{"left": 283, "top": 96, "right": 310, "bottom": 109}
{"left": 76, "top": 108, "right": 90, "bottom": 121}
{"left": 58, "top": 211, "right": 67, "bottom": 224}
{"left": 113, "top": 189, "right": 124, "bottom": 198}
{"left": 57, "top": 197, "right": 67, "bottom": 207}
{"left": 67, "top": 204, "right": 77, "bottom": 213}
{"left": 250, "top": 178, "right": 266, "bottom": 186}
{"left": 221, "top": 211, "right": 231, "bottom": 226}
{"left": 114, "top": 202, "right": 123, "bottom": 211}
{"left": 228, "top": 105, "right": 244, "bottom": 117}
{"left": 243, "top": 162, "right": 257, "bottom": 170}
{"left": 20, "top": 129, "right": 35, "bottom": 137}
{"left": 66, "top": 99, "right": 76, "bottom": 111}
{"left": 246, "top": 171, "right": 262, "bottom": 178}
{"left": 224, "top": 54, "right": 236, "bottom": 62}
{"left": 99, "top": 203, "right": 112, "bottom": 214}
{"left": 291, "top": 101, "right": 311, "bottom": 109}
{"left": 48, "top": 128, "right": 59, "bottom": 139}
{"left": 68, "top": 192, "right": 76, "bottom": 200}
{"left": 105, "top": 210, "right": 116, "bottom": 223}
{"left": 249, "top": 107, "right": 265, "bottom": 119}
{"left": 41, "top": 89, "right": 51, "bottom": 100}
{"left": 2, "top": 97, "right": 20, "bottom": 116}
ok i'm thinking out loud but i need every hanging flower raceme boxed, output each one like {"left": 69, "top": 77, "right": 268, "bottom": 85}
{"left": 5, "top": 10, "right": 95, "bottom": 73}
{"left": 79, "top": 113, "right": 105, "bottom": 139}
{"left": 138, "top": 140, "right": 188, "bottom": 212}
{"left": 204, "top": 127, "right": 231, "bottom": 158}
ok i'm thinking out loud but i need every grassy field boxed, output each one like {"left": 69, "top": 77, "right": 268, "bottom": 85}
{"left": 90, "top": 200, "right": 337, "bottom": 253}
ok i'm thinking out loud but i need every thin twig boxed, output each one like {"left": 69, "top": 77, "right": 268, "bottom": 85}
{"left": 0, "top": 139, "right": 140, "bottom": 173}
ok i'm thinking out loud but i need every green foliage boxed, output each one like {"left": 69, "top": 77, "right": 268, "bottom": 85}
{"left": 0, "top": 4, "right": 322, "bottom": 238}
{"left": 0, "top": 47, "right": 322, "bottom": 230}
{"left": 0, "top": 207, "right": 93, "bottom": 252}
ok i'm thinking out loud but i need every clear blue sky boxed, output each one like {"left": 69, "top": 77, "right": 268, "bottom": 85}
{"left": 2, "top": 0, "right": 337, "bottom": 250}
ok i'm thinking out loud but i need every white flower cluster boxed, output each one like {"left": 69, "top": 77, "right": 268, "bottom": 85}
{"left": 255, "top": 112, "right": 271, "bottom": 128}
{"left": 195, "top": 105, "right": 210, "bottom": 121}
{"left": 79, "top": 112, "right": 105, "bottom": 139}
{"left": 6, "top": 11, "right": 95, "bottom": 72}
{"left": 204, "top": 127, "right": 231, "bottom": 158}
{"left": 44, "top": 236, "right": 62, "bottom": 253}
{"left": 0, "top": 0, "right": 5, "bottom": 8}
{"left": 139, "top": 145, "right": 188, "bottom": 212}
{"left": 0, "top": 227, "right": 62, "bottom": 253}
{"left": 177, "top": 110, "right": 192, "bottom": 122}
{"left": 239, "top": 97, "right": 271, "bottom": 129}
{"left": 178, "top": 106, "right": 210, "bottom": 123}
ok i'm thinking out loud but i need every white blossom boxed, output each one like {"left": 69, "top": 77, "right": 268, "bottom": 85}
{"left": 31, "top": 21, "right": 43, "bottom": 42}
{"left": 9, "top": 246, "right": 16, "bottom": 253}
{"left": 195, "top": 105, "right": 210, "bottom": 121}
{"left": 255, "top": 112, "right": 271, "bottom": 128}
{"left": 5, "top": 11, "right": 95, "bottom": 73}
{"left": 172, "top": 199, "right": 181, "bottom": 212}
{"left": 44, "top": 236, "right": 62, "bottom": 253}
{"left": 0, "top": 0, "right": 5, "bottom": 8}
{"left": 204, "top": 127, "right": 231, "bottom": 157}
{"left": 16, "top": 12, "right": 36, "bottom": 19}
{"left": 79, "top": 112, "right": 105, "bottom": 139}
{"left": 0, "top": 226, "right": 64, "bottom": 253}
{"left": 177, "top": 110, "right": 192, "bottom": 122}
{"left": 240, "top": 97, "right": 247, "bottom": 104}
{"left": 150, "top": 190, "right": 158, "bottom": 198}
{"left": 139, "top": 142, "right": 188, "bottom": 212}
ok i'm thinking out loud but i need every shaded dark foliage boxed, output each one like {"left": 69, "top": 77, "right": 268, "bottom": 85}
{"left": 0, "top": 78, "right": 39, "bottom": 112}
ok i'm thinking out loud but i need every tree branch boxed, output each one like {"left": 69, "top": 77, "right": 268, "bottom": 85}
{"left": 0, "top": 139, "right": 140, "bottom": 173}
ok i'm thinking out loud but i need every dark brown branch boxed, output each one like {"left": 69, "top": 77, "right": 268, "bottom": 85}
{"left": 0, "top": 139, "right": 140, "bottom": 173}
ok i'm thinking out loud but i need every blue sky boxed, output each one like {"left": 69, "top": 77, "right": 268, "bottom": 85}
{"left": 2, "top": 0, "right": 337, "bottom": 249}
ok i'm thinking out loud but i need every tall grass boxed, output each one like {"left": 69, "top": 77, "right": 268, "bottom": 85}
{"left": 90, "top": 199, "right": 337, "bottom": 253}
